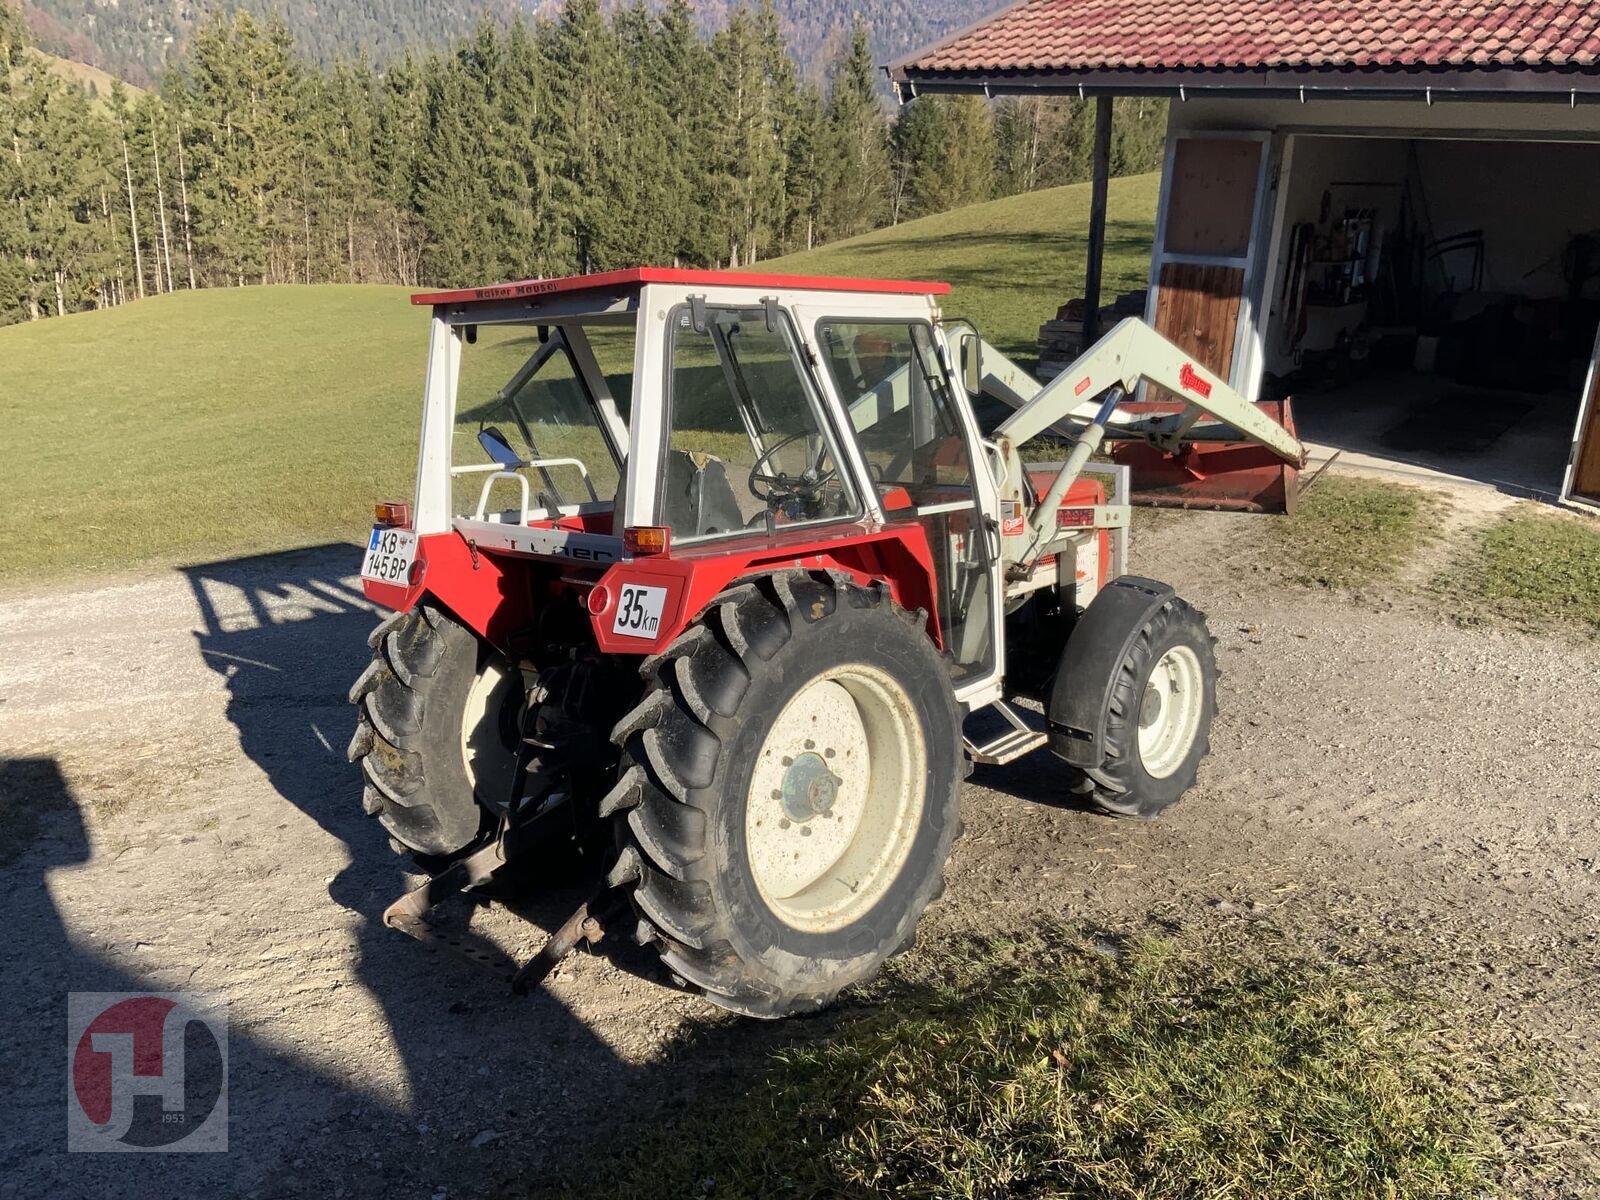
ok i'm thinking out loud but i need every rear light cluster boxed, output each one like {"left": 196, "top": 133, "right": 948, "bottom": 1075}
{"left": 375, "top": 501, "right": 412, "bottom": 528}
{"left": 623, "top": 526, "right": 670, "bottom": 556}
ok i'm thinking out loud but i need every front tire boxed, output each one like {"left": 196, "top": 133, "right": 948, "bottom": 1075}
{"left": 602, "top": 572, "right": 962, "bottom": 1017}
{"left": 1073, "top": 597, "right": 1216, "bottom": 819}
{"left": 348, "top": 604, "right": 522, "bottom": 857}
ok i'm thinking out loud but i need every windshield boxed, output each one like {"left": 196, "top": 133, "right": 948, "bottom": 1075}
{"left": 453, "top": 323, "right": 633, "bottom": 517}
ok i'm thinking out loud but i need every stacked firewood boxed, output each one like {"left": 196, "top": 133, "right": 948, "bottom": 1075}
{"left": 1037, "top": 290, "right": 1148, "bottom": 380}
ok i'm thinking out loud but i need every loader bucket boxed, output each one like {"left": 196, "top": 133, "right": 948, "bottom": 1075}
{"left": 1111, "top": 398, "right": 1300, "bottom": 515}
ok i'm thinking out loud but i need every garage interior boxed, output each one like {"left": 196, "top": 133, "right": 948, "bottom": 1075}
{"left": 1259, "top": 134, "right": 1600, "bottom": 502}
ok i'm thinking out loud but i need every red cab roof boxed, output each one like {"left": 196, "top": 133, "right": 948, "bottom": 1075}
{"left": 410, "top": 266, "right": 950, "bottom": 307}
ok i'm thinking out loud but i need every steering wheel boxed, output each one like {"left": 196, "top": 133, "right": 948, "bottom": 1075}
{"left": 747, "top": 431, "right": 838, "bottom": 506}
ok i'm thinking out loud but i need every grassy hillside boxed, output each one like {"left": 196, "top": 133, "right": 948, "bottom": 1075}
{"left": 33, "top": 49, "right": 143, "bottom": 101}
{"left": 763, "top": 173, "right": 1160, "bottom": 361}
{"left": 0, "top": 174, "right": 1160, "bottom": 584}
{"left": 0, "top": 286, "right": 427, "bottom": 582}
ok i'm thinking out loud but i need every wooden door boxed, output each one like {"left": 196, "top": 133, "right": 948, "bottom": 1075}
{"left": 1147, "top": 134, "right": 1267, "bottom": 392}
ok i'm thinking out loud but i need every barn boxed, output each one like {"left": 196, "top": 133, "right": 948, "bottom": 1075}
{"left": 892, "top": 1, "right": 1600, "bottom": 508}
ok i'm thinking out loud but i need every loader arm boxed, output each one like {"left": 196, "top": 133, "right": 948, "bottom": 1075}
{"left": 983, "top": 318, "right": 1307, "bottom": 572}
{"left": 991, "top": 318, "right": 1305, "bottom": 463}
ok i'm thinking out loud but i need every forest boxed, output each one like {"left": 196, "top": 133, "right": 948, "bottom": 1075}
{"left": 0, "top": 0, "right": 1167, "bottom": 325}
{"left": 19, "top": 0, "right": 984, "bottom": 90}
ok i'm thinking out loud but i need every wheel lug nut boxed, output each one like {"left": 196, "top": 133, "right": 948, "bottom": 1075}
{"left": 800, "top": 826, "right": 811, "bottom": 837}
{"left": 778, "top": 818, "right": 790, "bottom": 830}
{"left": 804, "top": 739, "right": 815, "bottom": 750}
{"left": 824, "top": 748, "right": 835, "bottom": 758}
{"left": 781, "top": 756, "right": 794, "bottom": 766}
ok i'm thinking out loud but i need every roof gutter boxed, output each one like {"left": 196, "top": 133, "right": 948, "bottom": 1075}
{"left": 886, "top": 66, "right": 1600, "bottom": 106}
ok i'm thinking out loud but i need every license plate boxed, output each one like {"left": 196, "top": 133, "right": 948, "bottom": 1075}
{"left": 612, "top": 584, "right": 667, "bottom": 639}
{"left": 362, "top": 526, "right": 418, "bottom": 585}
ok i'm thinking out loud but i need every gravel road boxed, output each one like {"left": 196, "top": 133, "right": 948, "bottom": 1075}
{"left": 2, "top": 498, "right": 1596, "bottom": 1198}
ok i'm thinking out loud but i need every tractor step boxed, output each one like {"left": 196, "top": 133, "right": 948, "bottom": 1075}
{"left": 380, "top": 841, "right": 616, "bottom": 993}
{"left": 963, "top": 699, "right": 1049, "bottom": 765}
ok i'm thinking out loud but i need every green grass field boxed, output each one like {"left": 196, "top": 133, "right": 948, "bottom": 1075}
{"left": 572, "top": 931, "right": 1557, "bottom": 1200}
{"left": 1438, "top": 504, "right": 1600, "bottom": 633}
{"left": 0, "top": 284, "right": 428, "bottom": 582}
{"left": 1270, "top": 476, "right": 1447, "bottom": 591}
{"left": 0, "top": 174, "right": 1159, "bottom": 585}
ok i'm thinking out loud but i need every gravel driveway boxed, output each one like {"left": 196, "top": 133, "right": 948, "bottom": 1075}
{"left": 2, "top": 497, "right": 1596, "bottom": 1198}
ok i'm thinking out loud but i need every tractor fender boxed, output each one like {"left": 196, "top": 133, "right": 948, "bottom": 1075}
{"left": 1046, "top": 575, "right": 1176, "bottom": 768}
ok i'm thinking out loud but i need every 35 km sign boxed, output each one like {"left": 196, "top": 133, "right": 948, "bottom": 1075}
{"left": 611, "top": 584, "right": 666, "bottom": 639}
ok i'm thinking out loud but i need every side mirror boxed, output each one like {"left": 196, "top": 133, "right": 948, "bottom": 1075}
{"left": 961, "top": 333, "right": 983, "bottom": 396}
{"left": 478, "top": 426, "right": 524, "bottom": 468}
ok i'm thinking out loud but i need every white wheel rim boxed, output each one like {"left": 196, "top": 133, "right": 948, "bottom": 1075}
{"left": 745, "top": 664, "right": 926, "bottom": 935}
{"left": 1136, "top": 645, "right": 1204, "bottom": 780}
{"left": 460, "top": 658, "right": 521, "bottom": 798}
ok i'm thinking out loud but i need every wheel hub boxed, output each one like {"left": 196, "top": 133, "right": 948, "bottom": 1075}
{"left": 460, "top": 657, "right": 523, "bottom": 804}
{"left": 780, "top": 751, "right": 842, "bottom": 822}
{"left": 745, "top": 665, "right": 927, "bottom": 934}
{"left": 1139, "top": 682, "right": 1164, "bottom": 729}
{"left": 1136, "top": 645, "right": 1205, "bottom": 780}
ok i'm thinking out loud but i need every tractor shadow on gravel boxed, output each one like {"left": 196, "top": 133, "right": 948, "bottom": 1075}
{"left": 176, "top": 544, "right": 790, "bottom": 1193}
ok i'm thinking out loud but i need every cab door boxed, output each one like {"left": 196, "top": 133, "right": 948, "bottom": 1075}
{"left": 800, "top": 311, "right": 1004, "bottom": 701}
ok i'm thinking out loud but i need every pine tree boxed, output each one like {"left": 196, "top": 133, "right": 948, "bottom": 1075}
{"left": 495, "top": 18, "right": 558, "bottom": 278}
{"left": 374, "top": 51, "right": 428, "bottom": 284}
{"left": 543, "top": 0, "right": 624, "bottom": 274}
{"left": 891, "top": 95, "right": 944, "bottom": 221}
{"left": 940, "top": 96, "right": 995, "bottom": 210}
{"left": 783, "top": 83, "right": 826, "bottom": 249}
{"left": 821, "top": 19, "right": 888, "bottom": 241}
{"left": 655, "top": 0, "right": 718, "bottom": 266}
{"left": 0, "top": 0, "right": 33, "bottom": 319}
{"left": 415, "top": 50, "right": 498, "bottom": 285}
{"left": 0, "top": 0, "right": 1166, "bottom": 323}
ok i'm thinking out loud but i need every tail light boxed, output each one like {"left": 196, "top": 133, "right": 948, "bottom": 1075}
{"left": 375, "top": 500, "right": 412, "bottom": 528}
{"left": 623, "top": 526, "right": 670, "bottom": 556}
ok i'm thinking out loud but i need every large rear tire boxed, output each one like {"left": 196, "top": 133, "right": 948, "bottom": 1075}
{"left": 602, "top": 572, "right": 962, "bottom": 1018}
{"left": 348, "top": 604, "right": 522, "bottom": 857}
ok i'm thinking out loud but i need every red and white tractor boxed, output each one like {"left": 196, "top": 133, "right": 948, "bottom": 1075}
{"left": 350, "top": 267, "right": 1305, "bottom": 1016}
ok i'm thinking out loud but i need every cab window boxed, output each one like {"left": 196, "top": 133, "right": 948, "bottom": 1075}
{"left": 662, "top": 306, "right": 859, "bottom": 540}
{"left": 816, "top": 321, "right": 975, "bottom": 511}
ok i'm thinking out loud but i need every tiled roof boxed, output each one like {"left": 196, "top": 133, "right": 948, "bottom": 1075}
{"left": 894, "top": 0, "right": 1600, "bottom": 78}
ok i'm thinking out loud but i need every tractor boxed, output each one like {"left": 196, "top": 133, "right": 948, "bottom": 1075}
{"left": 349, "top": 267, "right": 1305, "bottom": 1016}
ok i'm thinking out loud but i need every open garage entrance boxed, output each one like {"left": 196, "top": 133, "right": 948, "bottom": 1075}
{"left": 1257, "top": 134, "right": 1600, "bottom": 504}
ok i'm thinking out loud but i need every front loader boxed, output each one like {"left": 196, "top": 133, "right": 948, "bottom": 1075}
{"left": 349, "top": 267, "right": 1305, "bottom": 1016}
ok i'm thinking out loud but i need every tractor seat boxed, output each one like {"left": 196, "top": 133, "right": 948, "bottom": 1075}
{"left": 610, "top": 449, "right": 745, "bottom": 539}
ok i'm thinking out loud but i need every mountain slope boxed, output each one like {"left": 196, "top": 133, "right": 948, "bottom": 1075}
{"left": 22, "top": 0, "right": 988, "bottom": 88}
{"left": 32, "top": 48, "right": 143, "bottom": 100}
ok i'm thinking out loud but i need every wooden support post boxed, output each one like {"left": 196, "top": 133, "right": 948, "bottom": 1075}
{"left": 1083, "top": 95, "right": 1113, "bottom": 342}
